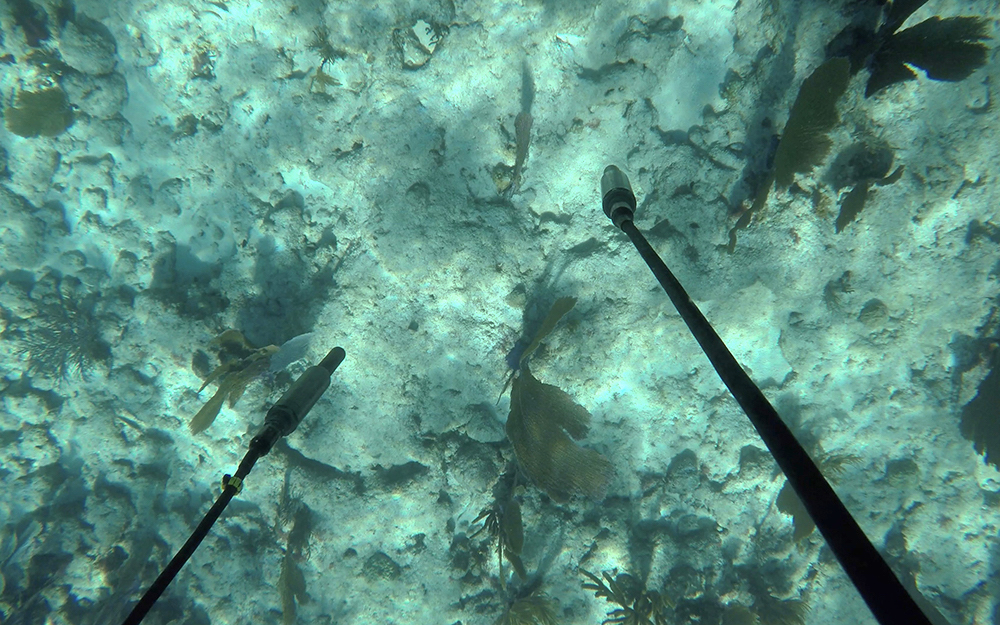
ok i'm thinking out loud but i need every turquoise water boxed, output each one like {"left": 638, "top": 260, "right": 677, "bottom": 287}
{"left": 1, "top": 1, "right": 998, "bottom": 624}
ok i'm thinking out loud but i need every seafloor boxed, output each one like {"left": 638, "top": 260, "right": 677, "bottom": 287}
{"left": 1, "top": 0, "right": 998, "bottom": 624}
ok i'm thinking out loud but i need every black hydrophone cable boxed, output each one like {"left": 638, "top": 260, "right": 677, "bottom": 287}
{"left": 599, "top": 165, "right": 936, "bottom": 625}
{"left": 121, "top": 346, "right": 346, "bottom": 625}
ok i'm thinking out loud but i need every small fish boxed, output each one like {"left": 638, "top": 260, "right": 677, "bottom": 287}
{"left": 505, "top": 111, "right": 532, "bottom": 198}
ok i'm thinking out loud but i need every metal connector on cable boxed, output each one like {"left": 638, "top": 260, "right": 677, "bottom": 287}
{"left": 250, "top": 346, "right": 346, "bottom": 457}
{"left": 600, "top": 165, "right": 637, "bottom": 228}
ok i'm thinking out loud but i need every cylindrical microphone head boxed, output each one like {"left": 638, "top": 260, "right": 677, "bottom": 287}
{"left": 320, "top": 346, "right": 346, "bottom": 374}
{"left": 601, "top": 165, "right": 632, "bottom": 198}
{"left": 601, "top": 165, "right": 637, "bottom": 228}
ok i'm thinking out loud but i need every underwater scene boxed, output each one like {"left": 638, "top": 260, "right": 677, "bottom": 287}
{"left": 1, "top": 0, "right": 999, "bottom": 623}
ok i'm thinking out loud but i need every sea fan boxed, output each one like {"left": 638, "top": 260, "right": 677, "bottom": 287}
{"left": 506, "top": 365, "right": 614, "bottom": 502}
{"left": 825, "top": 0, "right": 991, "bottom": 98}
{"left": 727, "top": 58, "right": 851, "bottom": 251}
{"left": 865, "top": 10, "right": 990, "bottom": 97}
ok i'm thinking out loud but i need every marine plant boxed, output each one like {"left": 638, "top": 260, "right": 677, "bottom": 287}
{"left": 776, "top": 452, "right": 862, "bottom": 541}
{"left": 190, "top": 42, "right": 217, "bottom": 80}
{"left": 727, "top": 58, "right": 850, "bottom": 251}
{"left": 729, "top": 1, "right": 990, "bottom": 249}
{"left": 499, "top": 296, "right": 613, "bottom": 502}
{"left": 467, "top": 469, "right": 557, "bottom": 623}
{"left": 307, "top": 25, "right": 347, "bottom": 70}
{"left": 833, "top": 164, "right": 903, "bottom": 233}
{"left": 496, "top": 60, "right": 535, "bottom": 198}
{"left": 307, "top": 25, "right": 346, "bottom": 94}
{"left": 506, "top": 365, "right": 614, "bottom": 502}
{"left": 826, "top": 142, "right": 904, "bottom": 232}
{"left": 855, "top": 0, "right": 990, "bottom": 98}
{"left": 756, "top": 597, "right": 809, "bottom": 625}
{"left": 188, "top": 329, "right": 277, "bottom": 433}
{"left": 507, "top": 111, "right": 533, "bottom": 196}
{"left": 494, "top": 593, "right": 558, "bottom": 625}
{"left": 275, "top": 473, "right": 313, "bottom": 625}
{"left": 581, "top": 569, "right": 673, "bottom": 625}
{"left": 500, "top": 296, "right": 577, "bottom": 400}
{"left": 9, "top": 273, "right": 111, "bottom": 380}
{"left": 470, "top": 477, "right": 528, "bottom": 583}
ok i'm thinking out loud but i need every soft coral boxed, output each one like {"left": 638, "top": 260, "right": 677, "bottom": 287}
{"left": 827, "top": 0, "right": 991, "bottom": 97}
